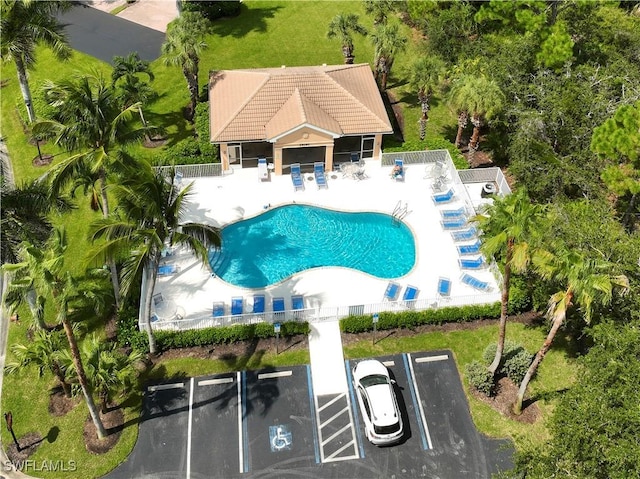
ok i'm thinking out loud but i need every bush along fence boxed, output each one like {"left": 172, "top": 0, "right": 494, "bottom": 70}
{"left": 340, "top": 302, "right": 501, "bottom": 334}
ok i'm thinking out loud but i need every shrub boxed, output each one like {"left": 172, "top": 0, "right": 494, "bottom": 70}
{"left": 181, "top": 0, "right": 241, "bottom": 21}
{"left": 154, "top": 321, "right": 310, "bottom": 351}
{"left": 339, "top": 302, "right": 500, "bottom": 333}
{"left": 116, "top": 306, "right": 149, "bottom": 353}
{"left": 465, "top": 360, "right": 495, "bottom": 396}
{"left": 508, "top": 275, "right": 532, "bottom": 314}
{"left": 483, "top": 340, "right": 534, "bottom": 383}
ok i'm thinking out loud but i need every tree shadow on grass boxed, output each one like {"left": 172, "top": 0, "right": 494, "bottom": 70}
{"left": 210, "top": 3, "right": 282, "bottom": 39}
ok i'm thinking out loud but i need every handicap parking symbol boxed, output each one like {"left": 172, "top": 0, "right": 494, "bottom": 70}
{"left": 269, "top": 424, "right": 292, "bottom": 452}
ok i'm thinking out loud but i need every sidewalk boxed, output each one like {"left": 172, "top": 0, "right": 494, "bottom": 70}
{"left": 308, "top": 321, "right": 348, "bottom": 396}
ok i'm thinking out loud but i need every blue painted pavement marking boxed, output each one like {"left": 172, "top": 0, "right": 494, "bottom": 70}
{"left": 306, "top": 365, "right": 321, "bottom": 464}
{"left": 345, "top": 360, "right": 365, "bottom": 459}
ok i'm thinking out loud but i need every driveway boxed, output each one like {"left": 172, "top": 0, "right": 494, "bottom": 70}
{"left": 60, "top": 3, "right": 169, "bottom": 63}
{"left": 103, "top": 352, "right": 514, "bottom": 479}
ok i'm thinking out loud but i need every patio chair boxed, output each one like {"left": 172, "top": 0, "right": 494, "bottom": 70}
{"left": 441, "top": 217, "right": 468, "bottom": 230}
{"left": 432, "top": 188, "right": 455, "bottom": 204}
{"left": 291, "top": 295, "right": 304, "bottom": 311}
{"left": 174, "top": 170, "right": 183, "bottom": 187}
{"left": 451, "top": 226, "right": 478, "bottom": 242}
{"left": 290, "top": 163, "right": 304, "bottom": 192}
{"left": 153, "top": 293, "right": 164, "bottom": 306}
{"left": 457, "top": 239, "right": 482, "bottom": 256}
{"left": 391, "top": 158, "right": 404, "bottom": 181}
{"left": 158, "top": 263, "right": 178, "bottom": 276}
{"left": 458, "top": 256, "right": 485, "bottom": 270}
{"left": 212, "top": 302, "right": 225, "bottom": 317}
{"left": 461, "top": 273, "right": 492, "bottom": 292}
{"left": 402, "top": 285, "right": 419, "bottom": 306}
{"left": 231, "top": 297, "right": 244, "bottom": 316}
{"left": 440, "top": 207, "right": 467, "bottom": 219}
{"left": 383, "top": 281, "right": 401, "bottom": 301}
{"left": 273, "top": 297, "right": 285, "bottom": 318}
{"left": 252, "top": 294, "right": 265, "bottom": 314}
{"left": 314, "top": 162, "right": 328, "bottom": 189}
{"left": 437, "top": 277, "right": 452, "bottom": 297}
{"left": 258, "top": 157, "right": 269, "bottom": 181}
{"left": 350, "top": 152, "right": 360, "bottom": 163}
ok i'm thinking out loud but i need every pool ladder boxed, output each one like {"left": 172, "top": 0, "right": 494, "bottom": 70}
{"left": 392, "top": 200, "right": 409, "bottom": 223}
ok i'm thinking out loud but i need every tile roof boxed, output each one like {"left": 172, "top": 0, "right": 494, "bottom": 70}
{"left": 209, "top": 64, "right": 393, "bottom": 143}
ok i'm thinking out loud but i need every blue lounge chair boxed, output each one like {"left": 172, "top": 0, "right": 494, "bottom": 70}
{"left": 451, "top": 226, "right": 477, "bottom": 242}
{"left": 402, "top": 285, "right": 419, "bottom": 306}
{"left": 231, "top": 297, "right": 243, "bottom": 316}
{"left": 314, "top": 162, "right": 328, "bottom": 189}
{"left": 252, "top": 294, "right": 265, "bottom": 314}
{"left": 291, "top": 295, "right": 304, "bottom": 310}
{"left": 457, "top": 240, "right": 482, "bottom": 256}
{"left": 391, "top": 158, "right": 404, "bottom": 181}
{"left": 273, "top": 297, "right": 285, "bottom": 317}
{"left": 437, "top": 277, "right": 452, "bottom": 297}
{"left": 258, "top": 157, "right": 269, "bottom": 181}
{"left": 158, "top": 263, "right": 178, "bottom": 276}
{"left": 441, "top": 217, "right": 468, "bottom": 230}
{"left": 212, "top": 302, "right": 225, "bottom": 317}
{"left": 350, "top": 152, "right": 360, "bottom": 163}
{"left": 461, "top": 273, "right": 492, "bottom": 292}
{"left": 383, "top": 281, "right": 401, "bottom": 301}
{"left": 432, "top": 188, "right": 455, "bottom": 204}
{"left": 440, "top": 207, "right": 467, "bottom": 219}
{"left": 458, "top": 256, "right": 485, "bottom": 269}
{"left": 291, "top": 163, "right": 304, "bottom": 191}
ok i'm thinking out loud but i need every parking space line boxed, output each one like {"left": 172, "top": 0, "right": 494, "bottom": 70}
{"left": 322, "top": 423, "right": 352, "bottom": 446}
{"left": 317, "top": 393, "right": 343, "bottom": 413}
{"left": 345, "top": 360, "right": 365, "bottom": 459}
{"left": 258, "top": 370, "right": 292, "bottom": 380}
{"left": 404, "top": 353, "right": 433, "bottom": 450}
{"left": 415, "top": 354, "right": 449, "bottom": 363}
{"left": 307, "top": 365, "right": 321, "bottom": 464}
{"left": 147, "top": 382, "right": 184, "bottom": 392}
{"left": 186, "top": 377, "right": 194, "bottom": 479}
{"left": 322, "top": 406, "right": 349, "bottom": 427}
{"left": 325, "top": 439, "right": 356, "bottom": 461}
{"left": 198, "top": 377, "right": 234, "bottom": 386}
{"left": 241, "top": 371, "right": 249, "bottom": 473}
{"left": 382, "top": 360, "right": 395, "bottom": 367}
{"left": 237, "top": 371, "right": 244, "bottom": 474}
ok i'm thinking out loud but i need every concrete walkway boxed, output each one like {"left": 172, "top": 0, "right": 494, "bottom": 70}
{"left": 308, "top": 321, "right": 348, "bottom": 396}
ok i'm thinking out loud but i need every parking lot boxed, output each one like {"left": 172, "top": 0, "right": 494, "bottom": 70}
{"left": 103, "top": 351, "right": 513, "bottom": 479}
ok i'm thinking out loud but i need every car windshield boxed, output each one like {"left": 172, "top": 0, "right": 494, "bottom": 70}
{"left": 360, "top": 374, "right": 389, "bottom": 388}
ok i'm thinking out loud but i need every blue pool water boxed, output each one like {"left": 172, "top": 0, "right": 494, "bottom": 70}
{"left": 209, "top": 205, "right": 416, "bottom": 288}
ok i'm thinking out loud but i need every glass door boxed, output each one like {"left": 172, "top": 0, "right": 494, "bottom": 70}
{"left": 361, "top": 136, "right": 375, "bottom": 159}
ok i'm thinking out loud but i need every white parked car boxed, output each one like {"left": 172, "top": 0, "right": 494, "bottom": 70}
{"left": 352, "top": 359, "right": 403, "bottom": 446}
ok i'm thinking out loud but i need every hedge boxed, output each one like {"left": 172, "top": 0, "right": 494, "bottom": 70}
{"left": 339, "top": 302, "right": 500, "bottom": 334}
{"left": 155, "top": 321, "right": 310, "bottom": 351}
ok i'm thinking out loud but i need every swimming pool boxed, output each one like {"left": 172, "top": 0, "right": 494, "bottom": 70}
{"left": 209, "top": 204, "right": 416, "bottom": 288}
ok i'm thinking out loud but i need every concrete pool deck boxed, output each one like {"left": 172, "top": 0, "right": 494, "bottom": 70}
{"left": 151, "top": 159, "right": 501, "bottom": 325}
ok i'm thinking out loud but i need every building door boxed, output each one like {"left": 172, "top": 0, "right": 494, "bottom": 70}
{"left": 361, "top": 136, "right": 375, "bottom": 159}
{"left": 228, "top": 144, "right": 241, "bottom": 169}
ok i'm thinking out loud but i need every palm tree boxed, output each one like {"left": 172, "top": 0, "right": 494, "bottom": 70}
{"left": 363, "top": 0, "right": 396, "bottom": 25}
{"left": 32, "top": 72, "right": 148, "bottom": 309}
{"left": 448, "top": 74, "right": 504, "bottom": 157}
{"left": 0, "top": 0, "right": 72, "bottom": 123}
{"left": 4, "top": 229, "right": 108, "bottom": 438}
{"left": 5, "top": 329, "right": 73, "bottom": 397}
{"left": 408, "top": 56, "right": 447, "bottom": 141}
{"left": 370, "top": 22, "right": 407, "bottom": 91}
{"left": 87, "top": 166, "right": 221, "bottom": 354}
{"left": 513, "top": 249, "right": 630, "bottom": 415}
{"left": 326, "top": 13, "right": 368, "bottom": 64}
{"left": 111, "top": 52, "right": 157, "bottom": 133}
{"left": 473, "top": 189, "right": 547, "bottom": 376}
{"left": 76, "top": 335, "right": 144, "bottom": 413}
{"left": 1, "top": 176, "right": 73, "bottom": 265}
{"left": 161, "top": 12, "right": 211, "bottom": 121}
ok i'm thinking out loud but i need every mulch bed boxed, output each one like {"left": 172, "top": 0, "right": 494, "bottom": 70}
{"left": 143, "top": 136, "right": 167, "bottom": 148}
{"left": 32, "top": 154, "right": 54, "bottom": 166}
{"left": 5, "top": 432, "right": 45, "bottom": 463}
{"left": 48, "top": 388, "right": 81, "bottom": 416}
{"left": 83, "top": 407, "right": 125, "bottom": 455}
{"left": 471, "top": 376, "right": 541, "bottom": 424}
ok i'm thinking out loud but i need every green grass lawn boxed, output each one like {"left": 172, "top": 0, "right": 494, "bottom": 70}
{"left": 0, "top": 2, "right": 562, "bottom": 477}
